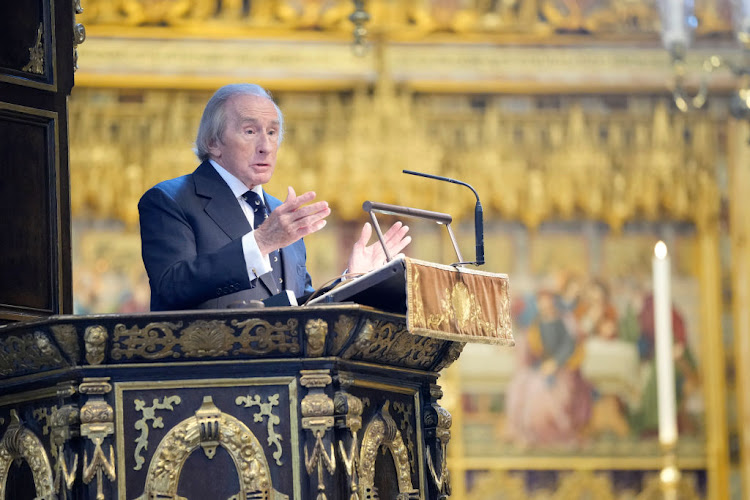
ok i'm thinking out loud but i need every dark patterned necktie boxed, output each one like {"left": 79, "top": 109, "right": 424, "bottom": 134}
{"left": 242, "top": 191, "right": 283, "bottom": 291}
{"left": 242, "top": 190, "right": 267, "bottom": 230}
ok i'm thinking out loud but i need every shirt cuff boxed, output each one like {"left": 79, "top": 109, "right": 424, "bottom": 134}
{"left": 242, "top": 232, "right": 273, "bottom": 281}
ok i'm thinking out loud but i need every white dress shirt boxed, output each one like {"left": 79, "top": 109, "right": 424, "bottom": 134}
{"left": 210, "top": 159, "right": 273, "bottom": 282}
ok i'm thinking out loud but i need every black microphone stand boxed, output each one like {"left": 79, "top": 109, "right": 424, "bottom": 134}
{"left": 402, "top": 170, "right": 485, "bottom": 266}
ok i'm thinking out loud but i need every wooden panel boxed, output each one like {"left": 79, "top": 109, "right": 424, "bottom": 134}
{"left": 0, "top": 105, "right": 58, "bottom": 315}
{"left": 0, "top": 0, "right": 55, "bottom": 89}
{"left": 0, "top": 0, "right": 74, "bottom": 323}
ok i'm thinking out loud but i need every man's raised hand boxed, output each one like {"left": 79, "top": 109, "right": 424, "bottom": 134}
{"left": 254, "top": 186, "right": 331, "bottom": 256}
{"left": 347, "top": 221, "right": 412, "bottom": 275}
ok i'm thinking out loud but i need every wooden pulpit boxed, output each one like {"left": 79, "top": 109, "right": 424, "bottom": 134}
{"left": 0, "top": 258, "right": 512, "bottom": 500}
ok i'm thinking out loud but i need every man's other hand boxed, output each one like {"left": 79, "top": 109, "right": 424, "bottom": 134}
{"left": 255, "top": 186, "right": 331, "bottom": 255}
{"left": 347, "top": 221, "right": 411, "bottom": 275}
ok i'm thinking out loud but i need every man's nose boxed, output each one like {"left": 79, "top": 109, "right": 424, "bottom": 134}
{"left": 256, "top": 132, "right": 270, "bottom": 153}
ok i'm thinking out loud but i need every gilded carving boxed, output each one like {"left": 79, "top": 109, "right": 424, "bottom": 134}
{"left": 51, "top": 404, "right": 80, "bottom": 499}
{"left": 358, "top": 401, "right": 416, "bottom": 499}
{"left": 84, "top": 325, "right": 108, "bottom": 365}
{"left": 135, "top": 396, "right": 286, "bottom": 500}
{"left": 337, "top": 371, "right": 356, "bottom": 388}
{"left": 32, "top": 404, "right": 79, "bottom": 496}
{"left": 343, "top": 320, "right": 444, "bottom": 369}
{"left": 80, "top": 378, "right": 116, "bottom": 499}
{"left": 113, "top": 319, "right": 301, "bottom": 360}
{"left": 392, "top": 402, "right": 415, "bottom": 474}
{"left": 180, "top": 319, "right": 234, "bottom": 357}
{"left": 342, "top": 320, "right": 374, "bottom": 359}
{"left": 331, "top": 315, "right": 356, "bottom": 355}
{"left": 50, "top": 324, "right": 82, "bottom": 364}
{"left": 235, "top": 393, "right": 284, "bottom": 466}
{"left": 74, "top": 0, "right": 729, "bottom": 40}
{"left": 0, "top": 331, "right": 65, "bottom": 377}
{"left": 300, "top": 369, "right": 335, "bottom": 500}
{"left": 33, "top": 405, "right": 56, "bottom": 437}
{"left": 195, "top": 395, "right": 222, "bottom": 458}
{"left": 425, "top": 404, "right": 452, "bottom": 496}
{"left": 432, "top": 342, "right": 466, "bottom": 372}
{"left": 133, "top": 395, "right": 181, "bottom": 470}
{"left": 300, "top": 369, "right": 333, "bottom": 390}
{"left": 21, "top": 23, "right": 44, "bottom": 74}
{"left": 111, "top": 321, "right": 182, "bottom": 360}
{"left": 0, "top": 410, "right": 55, "bottom": 499}
{"left": 232, "top": 318, "right": 300, "bottom": 355}
{"left": 305, "top": 318, "right": 328, "bottom": 357}
{"left": 69, "top": 85, "right": 721, "bottom": 233}
{"left": 112, "top": 318, "right": 300, "bottom": 360}
{"left": 335, "top": 391, "right": 363, "bottom": 500}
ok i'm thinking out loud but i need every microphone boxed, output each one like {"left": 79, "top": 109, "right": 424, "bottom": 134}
{"left": 403, "top": 170, "right": 485, "bottom": 266}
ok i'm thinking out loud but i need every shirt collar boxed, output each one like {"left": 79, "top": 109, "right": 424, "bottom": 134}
{"left": 209, "top": 159, "right": 264, "bottom": 200}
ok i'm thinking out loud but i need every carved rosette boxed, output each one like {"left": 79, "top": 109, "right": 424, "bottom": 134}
{"left": 0, "top": 410, "right": 55, "bottom": 498}
{"left": 300, "top": 370, "right": 336, "bottom": 500}
{"left": 135, "top": 396, "right": 283, "bottom": 500}
{"left": 180, "top": 319, "right": 233, "bottom": 357}
{"left": 358, "top": 401, "right": 417, "bottom": 500}
{"left": 80, "top": 377, "right": 116, "bottom": 499}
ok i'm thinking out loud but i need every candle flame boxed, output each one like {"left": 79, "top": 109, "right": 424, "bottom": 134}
{"left": 655, "top": 241, "right": 668, "bottom": 259}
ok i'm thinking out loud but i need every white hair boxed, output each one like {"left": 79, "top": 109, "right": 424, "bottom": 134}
{"left": 194, "top": 83, "right": 284, "bottom": 162}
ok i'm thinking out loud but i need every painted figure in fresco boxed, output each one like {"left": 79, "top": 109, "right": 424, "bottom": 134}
{"left": 574, "top": 279, "right": 632, "bottom": 438}
{"left": 138, "top": 84, "right": 411, "bottom": 310}
{"left": 504, "top": 289, "right": 592, "bottom": 448}
{"left": 631, "top": 294, "right": 701, "bottom": 437}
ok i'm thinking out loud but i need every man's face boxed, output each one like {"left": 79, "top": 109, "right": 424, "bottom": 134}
{"left": 208, "top": 93, "right": 280, "bottom": 189}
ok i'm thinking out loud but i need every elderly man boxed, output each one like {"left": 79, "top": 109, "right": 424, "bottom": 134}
{"left": 139, "top": 83, "right": 410, "bottom": 311}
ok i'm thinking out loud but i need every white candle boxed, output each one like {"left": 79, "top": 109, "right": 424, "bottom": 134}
{"left": 659, "top": 0, "right": 689, "bottom": 49}
{"left": 653, "top": 241, "right": 678, "bottom": 446}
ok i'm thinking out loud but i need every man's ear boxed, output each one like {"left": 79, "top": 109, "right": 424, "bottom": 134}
{"left": 207, "top": 138, "right": 221, "bottom": 158}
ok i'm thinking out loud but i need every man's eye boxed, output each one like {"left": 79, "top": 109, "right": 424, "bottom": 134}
{"left": 268, "top": 130, "right": 276, "bottom": 136}
{"left": 245, "top": 129, "right": 255, "bottom": 134}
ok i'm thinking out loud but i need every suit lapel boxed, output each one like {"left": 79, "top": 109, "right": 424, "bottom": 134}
{"left": 193, "top": 162, "right": 278, "bottom": 296}
{"left": 193, "top": 161, "right": 251, "bottom": 241}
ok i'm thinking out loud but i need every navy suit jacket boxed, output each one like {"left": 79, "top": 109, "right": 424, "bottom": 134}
{"left": 138, "top": 161, "right": 314, "bottom": 311}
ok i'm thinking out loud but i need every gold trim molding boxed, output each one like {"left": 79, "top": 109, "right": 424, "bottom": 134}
{"left": 75, "top": 37, "right": 738, "bottom": 93}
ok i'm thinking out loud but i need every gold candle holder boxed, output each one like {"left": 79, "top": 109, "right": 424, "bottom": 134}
{"left": 660, "top": 440, "right": 681, "bottom": 500}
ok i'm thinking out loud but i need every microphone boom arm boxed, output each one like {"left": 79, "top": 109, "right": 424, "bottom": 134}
{"left": 402, "top": 170, "right": 485, "bottom": 266}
